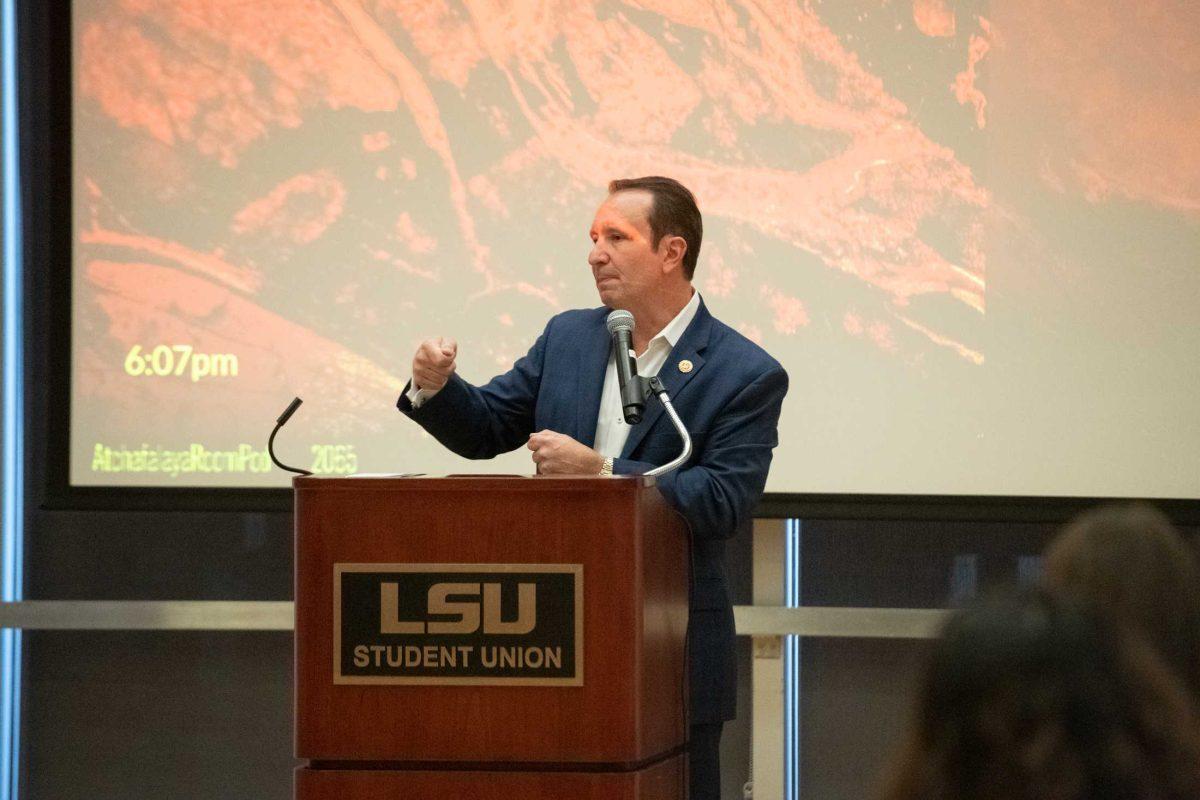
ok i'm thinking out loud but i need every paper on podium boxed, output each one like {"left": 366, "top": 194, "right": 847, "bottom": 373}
{"left": 344, "top": 472, "right": 425, "bottom": 478}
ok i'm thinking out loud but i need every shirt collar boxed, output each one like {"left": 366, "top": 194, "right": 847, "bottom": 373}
{"left": 650, "top": 289, "right": 701, "bottom": 349}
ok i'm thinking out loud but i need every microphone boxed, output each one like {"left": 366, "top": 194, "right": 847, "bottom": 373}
{"left": 267, "top": 396, "right": 313, "bottom": 476}
{"left": 605, "top": 309, "right": 645, "bottom": 424}
{"left": 276, "top": 396, "right": 304, "bottom": 427}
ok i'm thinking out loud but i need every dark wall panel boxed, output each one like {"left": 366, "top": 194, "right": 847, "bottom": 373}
{"left": 23, "top": 631, "right": 296, "bottom": 800}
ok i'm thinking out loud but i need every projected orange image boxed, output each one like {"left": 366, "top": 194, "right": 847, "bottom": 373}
{"left": 71, "top": 0, "right": 1200, "bottom": 486}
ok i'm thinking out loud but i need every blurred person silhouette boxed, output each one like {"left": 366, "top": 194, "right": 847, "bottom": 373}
{"left": 880, "top": 588, "right": 1200, "bottom": 800}
{"left": 1043, "top": 503, "right": 1200, "bottom": 698}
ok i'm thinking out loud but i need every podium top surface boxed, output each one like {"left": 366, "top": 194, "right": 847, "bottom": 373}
{"left": 293, "top": 474, "right": 657, "bottom": 493}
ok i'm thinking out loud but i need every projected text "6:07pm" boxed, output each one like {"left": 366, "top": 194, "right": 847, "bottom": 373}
{"left": 124, "top": 345, "right": 239, "bottom": 382}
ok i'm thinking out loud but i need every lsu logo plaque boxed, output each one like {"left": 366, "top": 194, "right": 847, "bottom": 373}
{"left": 333, "top": 563, "right": 583, "bottom": 686}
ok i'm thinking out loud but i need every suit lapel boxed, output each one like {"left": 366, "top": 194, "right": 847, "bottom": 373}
{"left": 574, "top": 313, "right": 611, "bottom": 447}
{"left": 620, "top": 301, "right": 713, "bottom": 459}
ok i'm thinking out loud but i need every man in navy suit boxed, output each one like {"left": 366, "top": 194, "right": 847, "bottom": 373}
{"left": 398, "top": 176, "right": 787, "bottom": 799}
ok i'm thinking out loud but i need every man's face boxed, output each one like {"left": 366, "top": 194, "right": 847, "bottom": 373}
{"left": 588, "top": 190, "right": 665, "bottom": 310}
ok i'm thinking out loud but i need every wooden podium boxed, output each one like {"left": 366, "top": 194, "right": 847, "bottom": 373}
{"left": 294, "top": 475, "right": 690, "bottom": 799}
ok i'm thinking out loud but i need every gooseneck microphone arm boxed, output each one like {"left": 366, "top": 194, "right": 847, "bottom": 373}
{"left": 268, "top": 396, "right": 313, "bottom": 476}
{"left": 643, "top": 376, "right": 692, "bottom": 477}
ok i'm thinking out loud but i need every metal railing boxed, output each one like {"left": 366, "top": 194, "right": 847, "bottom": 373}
{"left": 0, "top": 601, "right": 948, "bottom": 637}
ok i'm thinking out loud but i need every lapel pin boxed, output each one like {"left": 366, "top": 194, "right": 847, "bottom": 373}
{"left": 678, "top": 359, "right": 693, "bottom": 374}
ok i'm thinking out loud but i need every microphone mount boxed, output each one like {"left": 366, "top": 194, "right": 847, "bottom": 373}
{"left": 640, "top": 376, "right": 692, "bottom": 478}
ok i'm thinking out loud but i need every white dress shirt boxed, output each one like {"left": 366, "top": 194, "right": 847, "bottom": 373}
{"left": 408, "top": 290, "right": 702, "bottom": 462}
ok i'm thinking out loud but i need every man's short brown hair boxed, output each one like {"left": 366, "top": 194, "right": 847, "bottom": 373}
{"left": 607, "top": 176, "right": 703, "bottom": 280}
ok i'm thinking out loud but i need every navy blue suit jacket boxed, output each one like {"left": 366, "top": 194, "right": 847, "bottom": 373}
{"left": 397, "top": 298, "right": 788, "bottom": 722}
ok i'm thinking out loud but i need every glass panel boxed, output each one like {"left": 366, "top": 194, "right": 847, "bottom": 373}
{"left": 801, "top": 519, "right": 1056, "bottom": 608}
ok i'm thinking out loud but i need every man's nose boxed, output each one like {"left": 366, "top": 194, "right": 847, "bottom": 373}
{"left": 588, "top": 243, "right": 607, "bottom": 267}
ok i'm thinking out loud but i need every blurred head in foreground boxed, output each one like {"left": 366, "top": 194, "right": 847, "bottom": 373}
{"left": 1043, "top": 503, "right": 1200, "bottom": 697}
{"left": 881, "top": 588, "right": 1200, "bottom": 800}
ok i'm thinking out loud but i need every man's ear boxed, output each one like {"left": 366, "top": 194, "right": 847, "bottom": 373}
{"left": 661, "top": 235, "right": 687, "bottom": 274}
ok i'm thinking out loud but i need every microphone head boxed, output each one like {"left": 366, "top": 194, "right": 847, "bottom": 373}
{"left": 276, "top": 396, "right": 304, "bottom": 426}
{"left": 606, "top": 309, "right": 635, "bottom": 335}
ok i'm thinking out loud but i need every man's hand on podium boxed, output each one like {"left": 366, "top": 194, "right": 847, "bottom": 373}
{"left": 527, "top": 430, "right": 606, "bottom": 475}
{"left": 412, "top": 336, "right": 457, "bottom": 396}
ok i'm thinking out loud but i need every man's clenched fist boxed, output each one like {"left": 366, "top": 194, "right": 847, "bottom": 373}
{"left": 412, "top": 337, "right": 457, "bottom": 395}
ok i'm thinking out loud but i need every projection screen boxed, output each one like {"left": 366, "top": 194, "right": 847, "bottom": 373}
{"left": 70, "top": 0, "right": 1200, "bottom": 496}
